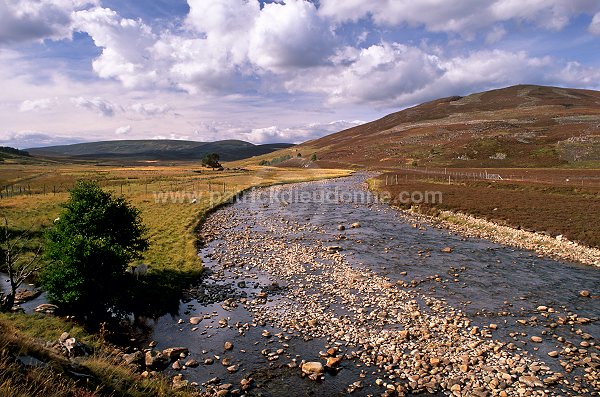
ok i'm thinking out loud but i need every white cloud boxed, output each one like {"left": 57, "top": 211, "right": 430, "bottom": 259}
{"left": 242, "top": 119, "right": 364, "bottom": 144}
{"left": 287, "top": 43, "right": 444, "bottom": 106}
{"left": 0, "top": 0, "right": 98, "bottom": 44}
{"left": 247, "top": 0, "right": 334, "bottom": 71}
{"left": 286, "top": 44, "right": 557, "bottom": 107}
{"left": 72, "top": 7, "right": 159, "bottom": 88}
{"left": 318, "top": 0, "right": 600, "bottom": 34}
{"left": 19, "top": 97, "right": 57, "bottom": 112}
{"left": 0, "top": 131, "right": 83, "bottom": 148}
{"left": 115, "top": 125, "right": 131, "bottom": 135}
{"left": 70, "top": 96, "right": 116, "bottom": 116}
{"left": 553, "top": 61, "right": 600, "bottom": 88}
{"left": 130, "top": 102, "right": 171, "bottom": 116}
{"left": 590, "top": 12, "right": 600, "bottom": 35}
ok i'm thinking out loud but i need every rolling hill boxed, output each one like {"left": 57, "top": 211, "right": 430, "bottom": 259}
{"left": 27, "top": 139, "right": 294, "bottom": 162}
{"left": 261, "top": 85, "right": 600, "bottom": 169}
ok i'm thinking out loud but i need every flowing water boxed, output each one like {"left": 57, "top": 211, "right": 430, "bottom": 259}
{"left": 146, "top": 174, "right": 599, "bottom": 396}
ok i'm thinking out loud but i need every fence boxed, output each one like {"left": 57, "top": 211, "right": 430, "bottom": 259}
{"left": 0, "top": 178, "right": 237, "bottom": 200}
{"left": 383, "top": 166, "right": 600, "bottom": 187}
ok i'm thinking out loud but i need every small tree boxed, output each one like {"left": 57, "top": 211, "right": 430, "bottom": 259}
{"left": 41, "top": 181, "right": 148, "bottom": 318}
{"left": 202, "top": 153, "right": 221, "bottom": 169}
{"left": 0, "top": 218, "right": 42, "bottom": 311}
{"left": 310, "top": 153, "right": 318, "bottom": 161}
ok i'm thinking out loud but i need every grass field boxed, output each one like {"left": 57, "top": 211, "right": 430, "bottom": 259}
{"left": 0, "top": 163, "right": 351, "bottom": 274}
{"left": 374, "top": 168, "right": 600, "bottom": 248}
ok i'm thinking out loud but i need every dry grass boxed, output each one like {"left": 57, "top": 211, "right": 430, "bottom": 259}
{"left": 0, "top": 163, "right": 351, "bottom": 273}
{"left": 0, "top": 313, "right": 194, "bottom": 397}
{"left": 374, "top": 170, "right": 600, "bottom": 248}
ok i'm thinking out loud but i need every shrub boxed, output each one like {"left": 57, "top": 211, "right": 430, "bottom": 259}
{"left": 41, "top": 181, "right": 148, "bottom": 320}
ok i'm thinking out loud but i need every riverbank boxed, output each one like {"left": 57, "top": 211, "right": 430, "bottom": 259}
{"left": 372, "top": 170, "right": 600, "bottom": 252}
{"left": 398, "top": 207, "right": 600, "bottom": 267}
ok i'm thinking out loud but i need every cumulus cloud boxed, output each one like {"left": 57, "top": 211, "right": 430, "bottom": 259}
{"left": 72, "top": 7, "right": 159, "bottom": 88}
{"left": 318, "top": 0, "right": 600, "bottom": 34}
{"left": 0, "top": 0, "right": 97, "bottom": 44}
{"left": 70, "top": 96, "right": 116, "bottom": 116}
{"left": 19, "top": 97, "right": 57, "bottom": 112}
{"left": 242, "top": 119, "right": 364, "bottom": 144}
{"left": 287, "top": 43, "right": 444, "bottom": 106}
{"left": 71, "top": 0, "right": 335, "bottom": 94}
{"left": 286, "top": 44, "right": 556, "bottom": 107}
{"left": 130, "top": 102, "right": 171, "bottom": 116}
{"left": 246, "top": 0, "right": 335, "bottom": 71}
{"left": 115, "top": 125, "right": 131, "bottom": 135}
{"left": 553, "top": 61, "right": 600, "bottom": 88}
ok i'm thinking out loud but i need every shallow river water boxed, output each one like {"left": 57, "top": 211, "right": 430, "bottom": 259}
{"left": 148, "top": 174, "right": 599, "bottom": 396}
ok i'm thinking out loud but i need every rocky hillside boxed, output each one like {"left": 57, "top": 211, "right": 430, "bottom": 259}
{"left": 294, "top": 85, "right": 600, "bottom": 168}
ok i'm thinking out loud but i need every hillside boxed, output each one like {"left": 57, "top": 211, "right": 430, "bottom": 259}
{"left": 0, "top": 146, "right": 54, "bottom": 164}
{"left": 27, "top": 139, "right": 294, "bottom": 162}
{"left": 275, "top": 85, "right": 600, "bottom": 168}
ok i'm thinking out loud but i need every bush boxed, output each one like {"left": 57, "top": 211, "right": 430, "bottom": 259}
{"left": 41, "top": 181, "right": 148, "bottom": 319}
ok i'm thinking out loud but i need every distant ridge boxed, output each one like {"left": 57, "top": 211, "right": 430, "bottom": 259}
{"left": 27, "top": 139, "right": 294, "bottom": 162}
{"left": 277, "top": 84, "right": 600, "bottom": 168}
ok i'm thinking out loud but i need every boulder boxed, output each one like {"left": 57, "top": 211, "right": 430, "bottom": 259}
{"left": 441, "top": 247, "right": 453, "bottom": 253}
{"left": 351, "top": 222, "right": 361, "bottom": 228}
{"left": 189, "top": 317, "right": 202, "bottom": 325}
{"left": 162, "top": 347, "right": 189, "bottom": 361}
{"left": 145, "top": 350, "right": 169, "bottom": 370}
{"left": 35, "top": 304, "right": 58, "bottom": 314}
{"left": 123, "top": 351, "right": 144, "bottom": 365}
{"left": 301, "top": 361, "right": 324, "bottom": 375}
{"left": 326, "top": 356, "right": 342, "bottom": 368}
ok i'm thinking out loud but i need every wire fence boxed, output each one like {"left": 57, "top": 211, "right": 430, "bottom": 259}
{"left": 0, "top": 178, "right": 238, "bottom": 200}
{"left": 383, "top": 166, "right": 600, "bottom": 188}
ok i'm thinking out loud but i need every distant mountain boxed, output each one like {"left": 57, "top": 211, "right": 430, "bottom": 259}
{"left": 280, "top": 85, "right": 600, "bottom": 168}
{"left": 27, "top": 139, "right": 294, "bottom": 162}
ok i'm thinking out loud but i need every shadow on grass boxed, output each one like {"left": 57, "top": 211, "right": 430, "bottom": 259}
{"left": 122, "top": 268, "right": 202, "bottom": 320}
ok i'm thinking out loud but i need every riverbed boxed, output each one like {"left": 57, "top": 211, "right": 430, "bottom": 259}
{"left": 148, "top": 174, "right": 598, "bottom": 396}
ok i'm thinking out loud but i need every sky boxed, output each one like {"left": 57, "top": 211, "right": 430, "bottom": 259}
{"left": 1, "top": 0, "right": 600, "bottom": 149}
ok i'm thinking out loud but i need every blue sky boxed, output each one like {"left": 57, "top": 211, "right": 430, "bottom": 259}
{"left": 1, "top": 0, "right": 600, "bottom": 148}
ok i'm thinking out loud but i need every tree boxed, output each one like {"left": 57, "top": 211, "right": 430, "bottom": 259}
{"left": 41, "top": 181, "right": 148, "bottom": 319}
{"left": 202, "top": 153, "right": 221, "bottom": 169}
{"left": 310, "top": 153, "right": 318, "bottom": 161}
{"left": 0, "top": 218, "right": 42, "bottom": 311}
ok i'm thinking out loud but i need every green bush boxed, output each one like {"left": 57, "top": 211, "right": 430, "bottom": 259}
{"left": 41, "top": 181, "right": 148, "bottom": 319}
